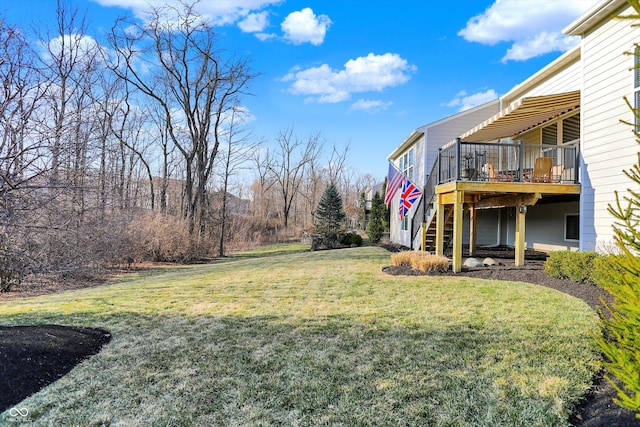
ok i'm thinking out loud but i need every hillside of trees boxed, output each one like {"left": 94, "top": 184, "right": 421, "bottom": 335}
{"left": 0, "top": 1, "right": 375, "bottom": 290}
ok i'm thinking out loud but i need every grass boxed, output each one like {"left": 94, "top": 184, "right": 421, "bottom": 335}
{"left": 0, "top": 245, "right": 600, "bottom": 426}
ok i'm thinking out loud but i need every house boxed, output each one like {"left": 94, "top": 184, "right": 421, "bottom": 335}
{"left": 362, "top": 181, "right": 385, "bottom": 228}
{"left": 386, "top": 100, "right": 500, "bottom": 248}
{"left": 386, "top": 0, "right": 639, "bottom": 272}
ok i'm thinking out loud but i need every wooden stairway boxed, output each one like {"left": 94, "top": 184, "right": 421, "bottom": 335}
{"left": 422, "top": 205, "right": 455, "bottom": 253}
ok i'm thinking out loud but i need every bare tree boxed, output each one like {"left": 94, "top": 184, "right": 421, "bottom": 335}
{"left": 268, "top": 127, "right": 323, "bottom": 232}
{"left": 0, "top": 19, "right": 48, "bottom": 287}
{"left": 108, "top": 1, "right": 256, "bottom": 236}
{"left": 215, "top": 107, "right": 258, "bottom": 256}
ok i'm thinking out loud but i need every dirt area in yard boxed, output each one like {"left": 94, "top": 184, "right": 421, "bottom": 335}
{"left": 0, "top": 247, "right": 638, "bottom": 425}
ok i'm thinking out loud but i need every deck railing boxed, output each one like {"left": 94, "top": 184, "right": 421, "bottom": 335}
{"left": 437, "top": 138, "right": 579, "bottom": 184}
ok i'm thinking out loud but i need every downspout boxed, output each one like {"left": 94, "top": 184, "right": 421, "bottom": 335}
{"left": 496, "top": 209, "right": 502, "bottom": 246}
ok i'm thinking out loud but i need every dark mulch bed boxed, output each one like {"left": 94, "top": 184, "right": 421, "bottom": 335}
{"left": 0, "top": 325, "right": 111, "bottom": 413}
{"left": 382, "top": 245, "right": 640, "bottom": 426}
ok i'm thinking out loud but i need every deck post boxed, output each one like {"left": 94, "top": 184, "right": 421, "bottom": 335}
{"left": 515, "top": 204, "right": 526, "bottom": 266}
{"left": 435, "top": 194, "right": 444, "bottom": 256}
{"left": 421, "top": 221, "right": 427, "bottom": 252}
{"left": 469, "top": 204, "right": 477, "bottom": 256}
{"left": 517, "top": 139, "right": 524, "bottom": 182}
{"left": 574, "top": 145, "right": 580, "bottom": 184}
{"left": 437, "top": 148, "right": 441, "bottom": 184}
{"left": 455, "top": 138, "right": 461, "bottom": 181}
{"left": 452, "top": 189, "right": 464, "bottom": 273}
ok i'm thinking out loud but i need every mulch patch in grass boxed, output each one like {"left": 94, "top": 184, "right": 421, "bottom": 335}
{"left": 0, "top": 325, "right": 111, "bottom": 412}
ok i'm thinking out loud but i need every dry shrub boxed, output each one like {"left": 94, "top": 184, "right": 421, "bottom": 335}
{"left": 391, "top": 251, "right": 414, "bottom": 267}
{"left": 410, "top": 253, "right": 450, "bottom": 273}
{"left": 127, "top": 212, "right": 197, "bottom": 263}
{"left": 391, "top": 251, "right": 450, "bottom": 272}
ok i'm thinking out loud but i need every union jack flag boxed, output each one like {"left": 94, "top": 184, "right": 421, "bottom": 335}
{"left": 398, "top": 178, "right": 423, "bottom": 220}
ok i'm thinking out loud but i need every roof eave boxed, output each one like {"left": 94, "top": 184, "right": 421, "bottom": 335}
{"left": 387, "top": 130, "right": 424, "bottom": 161}
{"left": 564, "top": 0, "right": 627, "bottom": 35}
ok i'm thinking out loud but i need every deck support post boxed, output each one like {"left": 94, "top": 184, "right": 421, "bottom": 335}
{"left": 469, "top": 204, "right": 477, "bottom": 256}
{"left": 435, "top": 195, "right": 444, "bottom": 256}
{"left": 515, "top": 204, "right": 526, "bottom": 266}
{"left": 452, "top": 189, "right": 464, "bottom": 273}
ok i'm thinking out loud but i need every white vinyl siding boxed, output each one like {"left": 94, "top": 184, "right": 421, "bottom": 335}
{"left": 502, "top": 54, "right": 581, "bottom": 105}
{"left": 423, "top": 101, "right": 500, "bottom": 169}
{"left": 580, "top": 2, "right": 639, "bottom": 250}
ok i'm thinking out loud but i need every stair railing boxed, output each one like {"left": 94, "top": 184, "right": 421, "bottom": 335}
{"left": 410, "top": 154, "right": 441, "bottom": 247}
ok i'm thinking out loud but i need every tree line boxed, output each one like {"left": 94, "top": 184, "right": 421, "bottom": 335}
{"left": 0, "top": 0, "right": 376, "bottom": 289}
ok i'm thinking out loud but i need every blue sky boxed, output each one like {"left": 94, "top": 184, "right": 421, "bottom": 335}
{"left": 2, "top": 0, "right": 600, "bottom": 180}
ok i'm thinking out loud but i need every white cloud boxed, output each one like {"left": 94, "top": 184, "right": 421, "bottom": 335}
{"left": 446, "top": 89, "right": 498, "bottom": 112}
{"left": 502, "top": 31, "right": 579, "bottom": 62}
{"left": 281, "top": 7, "right": 331, "bottom": 46}
{"left": 282, "top": 53, "right": 416, "bottom": 103}
{"left": 458, "top": 0, "right": 599, "bottom": 61}
{"left": 350, "top": 99, "right": 393, "bottom": 113}
{"left": 91, "top": 0, "right": 281, "bottom": 27}
{"left": 238, "top": 11, "right": 269, "bottom": 33}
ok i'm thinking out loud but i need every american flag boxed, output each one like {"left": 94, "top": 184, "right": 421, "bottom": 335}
{"left": 398, "top": 178, "right": 423, "bottom": 220}
{"left": 384, "top": 163, "right": 405, "bottom": 208}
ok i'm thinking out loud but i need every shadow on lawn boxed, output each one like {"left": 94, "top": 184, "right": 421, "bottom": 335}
{"left": 0, "top": 315, "right": 603, "bottom": 426}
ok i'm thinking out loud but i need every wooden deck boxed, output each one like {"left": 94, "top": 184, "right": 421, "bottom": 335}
{"left": 433, "top": 180, "right": 581, "bottom": 272}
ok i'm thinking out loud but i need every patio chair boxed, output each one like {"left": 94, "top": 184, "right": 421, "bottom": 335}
{"left": 551, "top": 164, "right": 565, "bottom": 182}
{"left": 524, "top": 157, "right": 553, "bottom": 183}
{"left": 482, "top": 162, "right": 512, "bottom": 182}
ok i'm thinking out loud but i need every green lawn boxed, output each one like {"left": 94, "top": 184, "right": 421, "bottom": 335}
{"left": 0, "top": 245, "right": 600, "bottom": 426}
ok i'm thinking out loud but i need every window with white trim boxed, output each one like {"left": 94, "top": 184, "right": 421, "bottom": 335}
{"left": 400, "top": 148, "right": 414, "bottom": 182}
{"left": 565, "top": 214, "right": 579, "bottom": 241}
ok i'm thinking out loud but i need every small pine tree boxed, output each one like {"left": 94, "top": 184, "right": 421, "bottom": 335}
{"left": 367, "top": 191, "right": 385, "bottom": 243}
{"left": 314, "top": 183, "right": 346, "bottom": 240}
{"left": 597, "top": 2, "right": 640, "bottom": 413}
{"left": 382, "top": 177, "right": 391, "bottom": 232}
{"left": 597, "top": 139, "right": 640, "bottom": 415}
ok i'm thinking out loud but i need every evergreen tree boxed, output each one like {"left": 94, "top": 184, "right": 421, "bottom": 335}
{"left": 367, "top": 191, "right": 385, "bottom": 243}
{"left": 314, "top": 183, "right": 346, "bottom": 239}
{"left": 382, "top": 177, "right": 391, "bottom": 231}
{"left": 597, "top": 0, "right": 640, "bottom": 414}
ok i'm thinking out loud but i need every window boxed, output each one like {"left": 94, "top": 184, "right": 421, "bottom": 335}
{"left": 562, "top": 114, "right": 580, "bottom": 143}
{"left": 401, "top": 216, "right": 409, "bottom": 231}
{"left": 541, "top": 123, "right": 558, "bottom": 145}
{"left": 565, "top": 214, "right": 579, "bottom": 241}
{"left": 400, "top": 148, "right": 414, "bottom": 181}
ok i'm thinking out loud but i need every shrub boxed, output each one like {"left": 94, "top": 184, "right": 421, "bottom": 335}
{"left": 341, "top": 232, "right": 363, "bottom": 246}
{"left": 391, "top": 251, "right": 414, "bottom": 267}
{"left": 544, "top": 251, "right": 601, "bottom": 284}
{"left": 391, "top": 251, "right": 450, "bottom": 273}
{"left": 410, "top": 253, "right": 450, "bottom": 273}
{"left": 592, "top": 254, "right": 627, "bottom": 290}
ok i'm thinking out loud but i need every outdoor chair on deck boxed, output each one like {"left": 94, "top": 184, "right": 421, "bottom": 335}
{"left": 551, "top": 164, "right": 565, "bottom": 182}
{"left": 482, "top": 163, "right": 512, "bottom": 182}
{"left": 524, "top": 157, "right": 553, "bottom": 183}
